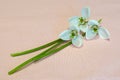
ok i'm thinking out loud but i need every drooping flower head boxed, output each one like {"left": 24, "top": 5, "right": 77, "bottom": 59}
{"left": 69, "top": 7, "right": 90, "bottom": 32}
{"left": 86, "top": 20, "right": 110, "bottom": 40}
{"left": 59, "top": 26, "right": 83, "bottom": 47}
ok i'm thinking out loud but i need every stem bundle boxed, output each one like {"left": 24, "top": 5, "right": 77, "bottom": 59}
{"left": 8, "top": 39, "right": 71, "bottom": 75}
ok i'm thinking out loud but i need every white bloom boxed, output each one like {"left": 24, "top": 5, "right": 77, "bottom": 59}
{"left": 86, "top": 20, "right": 110, "bottom": 40}
{"left": 59, "top": 26, "right": 83, "bottom": 47}
{"left": 69, "top": 7, "right": 90, "bottom": 32}
{"left": 59, "top": 7, "right": 110, "bottom": 48}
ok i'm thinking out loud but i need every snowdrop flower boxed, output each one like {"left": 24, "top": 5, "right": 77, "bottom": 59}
{"left": 69, "top": 7, "right": 90, "bottom": 32}
{"left": 59, "top": 26, "right": 83, "bottom": 47}
{"left": 86, "top": 20, "right": 110, "bottom": 40}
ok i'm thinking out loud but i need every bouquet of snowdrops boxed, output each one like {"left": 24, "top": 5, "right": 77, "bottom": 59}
{"left": 8, "top": 7, "right": 110, "bottom": 75}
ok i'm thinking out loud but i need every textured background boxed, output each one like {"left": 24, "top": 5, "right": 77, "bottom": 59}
{"left": 0, "top": 0, "right": 120, "bottom": 80}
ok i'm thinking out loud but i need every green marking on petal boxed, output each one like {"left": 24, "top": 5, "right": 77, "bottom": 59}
{"left": 80, "top": 31, "right": 86, "bottom": 37}
{"left": 91, "top": 25, "right": 99, "bottom": 33}
{"left": 70, "top": 30, "right": 78, "bottom": 39}
{"left": 78, "top": 17, "right": 88, "bottom": 26}
{"left": 79, "top": 17, "right": 84, "bottom": 23}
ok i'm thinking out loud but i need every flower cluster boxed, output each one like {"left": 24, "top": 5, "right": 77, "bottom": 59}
{"left": 59, "top": 7, "right": 110, "bottom": 47}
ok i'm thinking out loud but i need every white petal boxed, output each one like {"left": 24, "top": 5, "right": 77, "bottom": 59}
{"left": 79, "top": 25, "right": 88, "bottom": 32}
{"left": 69, "top": 26, "right": 80, "bottom": 32}
{"left": 98, "top": 27, "right": 110, "bottom": 39}
{"left": 86, "top": 29, "right": 97, "bottom": 40}
{"left": 59, "top": 30, "right": 71, "bottom": 40}
{"left": 69, "top": 16, "right": 79, "bottom": 22}
{"left": 81, "top": 7, "right": 90, "bottom": 19}
{"left": 69, "top": 16, "right": 79, "bottom": 27}
{"left": 88, "top": 20, "right": 99, "bottom": 26}
{"left": 72, "top": 35, "right": 83, "bottom": 47}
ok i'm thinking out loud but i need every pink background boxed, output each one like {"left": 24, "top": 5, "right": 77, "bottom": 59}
{"left": 0, "top": 0, "right": 120, "bottom": 80}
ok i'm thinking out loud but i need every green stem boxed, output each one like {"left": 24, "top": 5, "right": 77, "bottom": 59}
{"left": 8, "top": 40, "right": 71, "bottom": 75}
{"left": 11, "top": 39, "right": 61, "bottom": 57}
{"left": 35, "top": 41, "right": 71, "bottom": 61}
